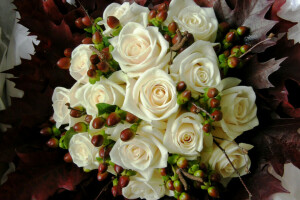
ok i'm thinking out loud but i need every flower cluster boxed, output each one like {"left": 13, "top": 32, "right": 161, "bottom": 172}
{"left": 50, "top": 0, "right": 259, "bottom": 199}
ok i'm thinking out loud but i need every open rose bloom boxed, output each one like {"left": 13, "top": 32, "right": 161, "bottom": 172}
{"left": 51, "top": 0, "right": 259, "bottom": 199}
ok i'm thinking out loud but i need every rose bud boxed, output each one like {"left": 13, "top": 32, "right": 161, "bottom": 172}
{"left": 96, "top": 61, "right": 110, "bottom": 73}
{"left": 91, "top": 135, "right": 104, "bottom": 147}
{"left": 240, "top": 44, "right": 250, "bottom": 53}
{"left": 82, "top": 37, "right": 93, "bottom": 44}
{"left": 64, "top": 48, "right": 72, "bottom": 58}
{"left": 119, "top": 176, "right": 130, "bottom": 188}
{"left": 176, "top": 81, "right": 187, "bottom": 92}
{"left": 156, "top": 10, "right": 168, "bottom": 22}
{"left": 64, "top": 152, "right": 73, "bottom": 163}
{"left": 218, "top": 22, "right": 230, "bottom": 33}
{"left": 92, "top": 117, "right": 105, "bottom": 129}
{"left": 157, "top": 3, "right": 168, "bottom": 11}
{"left": 87, "top": 69, "right": 96, "bottom": 78}
{"left": 237, "top": 26, "right": 249, "bottom": 36}
{"left": 173, "top": 180, "right": 183, "bottom": 193}
{"left": 202, "top": 124, "right": 211, "bottom": 133}
{"left": 90, "top": 54, "right": 100, "bottom": 64}
{"left": 179, "top": 192, "right": 191, "bottom": 200}
{"left": 148, "top": 10, "right": 157, "bottom": 21}
{"left": 92, "top": 31, "right": 103, "bottom": 44}
{"left": 73, "top": 122, "right": 88, "bottom": 132}
{"left": 46, "top": 138, "right": 58, "bottom": 148}
{"left": 97, "top": 171, "right": 108, "bottom": 181}
{"left": 114, "top": 164, "right": 124, "bottom": 174}
{"left": 99, "top": 146, "right": 111, "bottom": 159}
{"left": 168, "top": 22, "right": 177, "bottom": 34}
{"left": 227, "top": 56, "right": 240, "bottom": 68}
{"left": 125, "top": 112, "right": 138, "bottom": 123}
{"left": 40, "top": 127, "right": 52, "bottom": 136}
{"left": 82, "top": 16, "right": 92, "bottom": 27}
{"left": 160, "top": 168, "right": 167, "bottom": 176}
{"left": 166, "top": 180, "right": 175, "bottom": 190}
{"left": 84, "top": 115, "right": 93, "bottom": 123}
{"left": 164, "top": 34, "right": 171, "bottom": 43}
{"left": 120, "top": 128, "right": 134, "bottom": 142}
{"left": 210, "top": 98, "right": 220, "bottom": 108}
{"left": 177, "top": 157, "right": 188, "bottom": 169}
{"left": 98, "top": 163, "right": 108, "bottom": 173}
{"left": 225, "top": 31, "right": 235, "bottom": 43}
{"left": 106, "top": 112, "right": 121, "bottom": 127}
{"left": 207, "top": 88, "right": 218, "bottom": 98}
{"left": 107, "top": 16, "right": 120, "bottom": 29}
{"left": 57, "top": 57, "right": 71, "bottom": 69}
{"left": 177, "top": 90, "right": 191, "bottom": 105}
{"left": 75, "top": 17, "right": 85, "bottom": 29}
{"left": 208, "top": 186, "right": 219, "bottom": 198}
{"left": 211, "top": 110, "right": 223, "bottom": 121}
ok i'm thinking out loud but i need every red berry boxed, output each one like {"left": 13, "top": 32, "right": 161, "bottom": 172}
{"left": 82, "top": 16, "right": 92, "bottom": 27}
{"left": 40, "top": 127, "right": 52, "bottom": 136}
{"left": 119, "top": 176, "right": 130, "bottom": 188}
{"left": 73, "top": 122, "right": 87, "bottom": 132}
{"left": 107, "top": 16, "right": 120, "bottom": 29}
{"left": 176, "top": 81, "right": 187, "bottom": 92}
{"left": 218, "top": 22, "right": 230, "bottom": 33}
{"left": 92, "top": 31, "right": 103, "bottom": 44}
{"left": 98, "top": 163, "right": 108, "bottom": 173}
{"left": 90, "top": 54, "right": 100, "bottom": 64}
{"left": 97, "top": 171, "right": 108, "bottom": 181}
{"left": 85, "top": 115, "right": 93, "bottom": 123}
{"left": 237, "top": 26, "right": 249, "bottom": 36}
{"left": 64, "top": 48, "right": 72, "bottom": 58}
{"left": 230, "top": 45, "right": 241, "bottom": 55}
{"left": 181, "top": 90, "right": 191, "bottom": 101}
{"left": 64, "top": 152, "right": 73, "bottom": 163}
{"left": 240, "top": 44, "right": 250, "bottom": 53}
{"left": 57, "top": 57, "right": 71, "bottom": 69}
{"left": 164, "top": 34, "right": 171, "bottom": 43}
{"left": 173, "top": 180, "right": 183, "bottom": 192}
{"left": 179, "top": 192, "right": 191, "bottom": 200}
{"left": 210, "top": 98, "right": 220, "bottom": 108}
{"left": 106, "top": 112, "right": 121, "bottom": 127}
{"left": 223, "top": 50, "right": 230, "bottom": 57}
{"left": 87, "top": 69, "right": 96, "bottom": 78}
{"left": 148, "top": 10, "right": 157, "bottom": 20}
{"left": 208, "top": 186, "right": 219, "bottom": 198}
{"left": 207, "top": 88, "right": 218, "bottom": 98}
{"left": 120, "top": 128, "right": 134, "bottom": 142}
{"left": 75, "top": 17, "right": 85, "bottom": 29}
{"left": 97, "top": 61, "right": 110, "bottom": 73}
{"left": 99, "top": 146, "right": 111, "bottom": 159}
{"left": 227, "top": 56, "right": 240, "bottom": 68}
{"left": 168, "top": 22, "right": 177, "bottom": 34}
{"left": 111, "top": 186, "right": 119, "bottom": 197}
{"left": 92, "top": 117, "right": 105, "bottom": 129}
{"left": 47, "top": 138, "right": 58, "bottom": 148}
{"left": 190, "top": 104, "right": 198, "bottom": 113}
{"left": 157, "top": 3, "right": 168, "bottom": 11}
{"left": 82, "top": 37, "right": 93, "bottom": 44}
{"left": 202, "top": 124, "right": 211, "bottom": 133}
{"left": 186, "top": 33, "right": 194, "bottom": 46}
{"left": 177, "top": 157, "right": 188, "bottom": 169}
{"left": 172, "top": 34, "right": 180, "bottom": 45}
{"left": 114, "top": 164, "right": 124, "bottom": 174}
{"left": 194, "top": 170, "right": 205, "bottom": 178}
{"left": 125, "top": 112, "right": 138, "bottom": 123}
{"left": 101, "top": 47, "right": 111, "bottom": 60}
{"left": 225, "top": 31, "right": 235, "bottom": 42}
{"left": 166, "top": 180, "right": 175, "bottom": 190}
{"left": 211, "top": 110, "right": 223, "bottom": 121}
{"left": 156, "top": 10, "right": 168, "bottom": 22}
{"left": 160, "top": 168, "right": 167, "bottom": 176}
{"left": 91, "top": 135, "right": 104, "bottom": 147}
{"left": 69, "top": 106, "right": 84, "bottom": 118}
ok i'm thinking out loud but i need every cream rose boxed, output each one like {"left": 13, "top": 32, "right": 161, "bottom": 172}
{"left": 122, "top": 171, "right": 165, "bottom": 200}
{"left": 69, "top": 44, "right": 93, "bottom": 83}
{"left": 163, "top": 111, "right": 213, "bottom": 159}
{"left": 69, "top": 132, "right": 99, "bottom": 170}
{"left": 122, "top": 68, "right": 179, "bottom": 122}
{"left": 166, "top": 0, "right": 218, "bottom": 42}
{"left": 170, "top": 40, "right": 221, "bottom": 96}
{"left": 217, "top": 86, "right": 259, "bottom": 139}
{"left": 110, "top": 22, "right": 170, "bottom": 77}
{"left": 110, "top": 125, "right": 168, "bottom": 180}
{"left": 52, "top": 87, "right": 70, "bottom": 128}
{"left": 206, "top": 139, "right": 253, "bottom": 178}
{"left": 100, "top": 2, "right": 149, "bottom": 35}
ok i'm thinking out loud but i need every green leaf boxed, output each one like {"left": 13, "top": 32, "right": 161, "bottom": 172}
{"left": 125, "top": 170, "right": 137, "bottom": 176}
{"left": 162, "top": 175, "right": 169, "bottom": 182}
{"left": 58, "top": 135, "right": 67, "bottom": 149}
{"left": 63, "top": 128, "right": 77, "bottom": 149}
{"left": 96, "top": 103, "right": 117, "bottom": 115}
{"left": 103, "top": 37, "right": 111, "bottom": 47}
{"left": 113, "top": 178, "right": 118, "bottom": 186}
{"left": 84, "top": 26, "right": 93, "bottom": 33}
{"left": 168, "top": 154, "right": 180, "bottom": 165}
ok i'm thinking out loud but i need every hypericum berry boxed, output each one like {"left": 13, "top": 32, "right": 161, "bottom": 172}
{"left": 168, "top": 22, "right": 177, "bottom": 34}
{"left": 164, "top": 34, "right": 171, "bottom": 43}
{"left": 64, "top": 48, "right": 72, "bottom": 58}
{"left": 84, "top": 115, "right": 93, "bottom": 123}
{"left": 218, "top": 22, "right": 230, "bottom": 33}
{"left": 208, "top": 186, "right": 219, "bottom": 198}
{"left": 166, "top": 180, "right": 175, "bottom": 190}
{"left": 173, "top": 180, "right": 183, "bottom": 192}
{"left": 90, "top": 54, "right": 100, "bottom": 64}
{"left": 107, "top": 16, "right": 120, "bottom": 29}
{"left": 156, "top": 10, "right": 168, "bottom": 22}
{"left": 120, "top": 128, "right": 134, "bottom": 142}
{"left": 207, "top": 88, "right": 218, "bottom": 98}
{"left": 222, "top": 39, "right": 232, "bottom": 49}
{"left": 176, "top": 81, "right": 187, "bottom": 92}
{"left": 40, "top": 127, "right": 52, "bottom": 136}
{"left": 82, "top": 16, "right": 92, "bottom": 27}
{"left": 190, "top": 103, "right": 198, "bottom": 113}
{"left": 46, "top": 138, "right": 58, "bottom": 148}
{"left": 92, "top": 117, "right": 105, "bottom": 129}
{"left": 210, "top": 173, "right": 221, "bottom": 182}
{"left": 64, "top": 152, "right": 73, "bottom": 163}
{"left": 91, "top": 135, "right": 104, "bottom": 147}
{"left": 57, "top": 57, "right": 71, "bottom": 69}
{"left": 114, "top": 164, "right": 124, "bottom": 174}
{"left": 101, "top": 47, "right": 111, "bottom": 60}
{"left": 202, "top": 124, "right": 211, "bottom": 133}
{"left": 97, "top": 171, "right": 108, "bottom": 181}
{"left": 194, "top": 170, "right": 205, "bottom": 178}
{"left": 148, "top": 10, "right": 157, "bottom": 20}
{"left": 98, "top": 163, "right": 108, "bottom": 173}
{"left": 97, "top": 61, "right": 110, "bottom": 73}
{"left": 106, "top": 112, "right": 121, "bottom": 127}
{"left": 111, "top": 186, "right": 119, "bottom": 197}
{"left": 82, "top": 37, "right": 93, "bottom": 44}
{"left": 119, "top": 176, "right": 130, "bottom": 188}
{"left": 211, "top": 110, "right": 223, "bottom": 121}
{"left": 177, "top": 90, "right": 191, "bottom": 105}
{"left": 240, "top": 44, "right": 250, "bottom": 53}
{"left": 225, "top": 31, "right": 235, "bottom": 42}
{"left": 172, "top": 33, "right": 180, "bottom": 45}
{"left": 179, "top": 192, "right": 191, "bottom": 200}
{"left": 177, "top": 157, "right": 188, "bottom": 169}
{"left": 237, "top": 26, "right": 249, "bottom": 36}
{"left": 223, "top": 50, "right": 230, "bottom": 57}
{"left": 92, "top": 31, "right": 103, "bottom": 44}
{"left": 69, "top": 107, "right": 84, "bottom": 118}
{"left": 157, "top": 2, "right": 168, "bottom": 11}
{"left": 73, "top": 122, "right": 88, "bottom": 132}
{"left": 160, "top": 168, "right": 167, "bottom": 176}
{"left": 99, "top": 146, "right": 111, "bottom": 159}
{"left": 186, "top": 33, "right": 194, "bottom": 46}
{"left": 125, "top": 112, "right": 138, "bottom": 123}
{"left": 227, "top": 56, "right": 240, "bottom": 68}
{"left": 231, "top": 45, "right": 241, "bottom": 55}
{"left": 210, "top": 98, "right": 220, "bottom": 108}
{"left": 87, "top": 69, "right": 96, "bottom": 78}
{"left": 75, "top": 17, "right": 85, "bottom": 29}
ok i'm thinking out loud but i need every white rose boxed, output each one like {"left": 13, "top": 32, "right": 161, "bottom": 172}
{"left": 69, "top": 132, "right": 99, "bottom": 170}
{"left": 163, "top": 111, "right": 213, "bottom": 159}
{"left": 122, "top": 68, "right": 179, "bottom": 122}
{"left": 122, "top": 170, "right": 165, "bottom": 200}
{"left": 217, "top": 86, "right": 259, "bottom": 139}
{"left": 206, "top": 138, "right": 253, "bottom": 178}
{"left": 100, "top": 2, "right": 149, "bottom": 35}
{"left": 110, "top": 125, "right": 168, "bottom": 180}
{"left": 166, "top": 0, "right": 218, "bottom": 42}
{"left": 69, "top": 44, "right": 93, "bottom": 83}
{"left": 170, "top": 40, "right": 221, "bottom": 96}
{"left": 110, "top": 22, "right": 170, "bottom": 77}
{"left": 52, "top": 87, "right": 70, "bottom": 128}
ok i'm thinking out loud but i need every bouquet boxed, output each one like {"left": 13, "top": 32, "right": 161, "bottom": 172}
{"left": 1, "top": 0, "right": 299, "bottom": 200}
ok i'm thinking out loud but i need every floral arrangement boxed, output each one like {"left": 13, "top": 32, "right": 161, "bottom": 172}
{"left": 1, "top": 0, "right": 300, "bottom": 200}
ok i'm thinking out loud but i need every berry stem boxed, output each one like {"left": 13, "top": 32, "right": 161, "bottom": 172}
{"left": 179, "top": 168, "right": 204, "bottom": 183}
{"left": 191, "top": 103, "right": 213, "bottom": 120}
{"left": 171, "top": 30, "right": 188, "bottom": 51}
{"left": 176, "top": 168, "right": 188, "bottom": 191}
{"left": 94, "top": 177, "right": 114, "bottom": 200}
{"left": 89, "top": 46, "right": 110, "bottom": 63}
{"left": 213, "top": 139, "right": 252, "bottom": 200}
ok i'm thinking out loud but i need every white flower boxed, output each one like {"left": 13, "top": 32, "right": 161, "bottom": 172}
{"left": 110, "top": 22, "right": 170, "bottom": 77}
{"left": 69, "top": 44, "right": 93, "bottom": 83}
{"left": 217, "top": 86, "right": 259, "bottom": 139}
{"left": 166, "top": 0, "right": 218, "bottom": 42}
{"left": 122, "top": 68, "right": 179, "bottom": 122}
{"left": 163, "top": 111, "right": 213, "bottom": 159}
{"left": 170, "top": 40, "right": 221, "bottom": 96}
{"left": 52, "top": 87, "right": 70, "bottom": 128}
{"left": 69, "top": 132, "right": 99, "bottom": 170}
{"left": 100, "top": 2, "right": 149, "bottom": 35}
{"left": 110, "top": 125, "right": 168, "bottom": 180}
{"left": 122, "top": 170, "right": 165, "bottom": 200}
